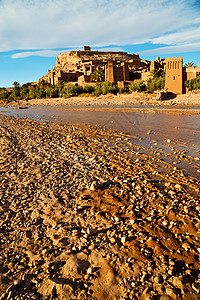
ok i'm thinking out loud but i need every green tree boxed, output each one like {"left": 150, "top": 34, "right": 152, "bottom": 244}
{"left": 185, "top": 76, "right": 200, "bottom": 91}
{"left": 91, "top": 69, "right": 105, "bottom": 82}
{"left": 29, "top": 88, "right": 37, "bottom": 99}
{"left": 38, "top": 79, "right": 50, "bottom": 89}
{"left": 83, "top": 85, "right": 94, "bottom": 94}
{"left": 150, "top": 68, "right": 164, "bottom": 78}
{"left": 20, "top": 86, "right": 29, "bottom": 99}
{"left": 94, "top": 81, "right": 118, "bottom": 96}
{"left": 147, "top": 76, "right": 165, "bottom": 93}
{"left": 12, "top": 81, "right": 20, "bottom": 99}
{"left": 62, "top": 83, "right": 83, "bottom": 97}
{"left": 128, "top": 80, "right": 146, "bottom": 93}
{"left": 184, "top": 62, "right": 196, "bottom": 68}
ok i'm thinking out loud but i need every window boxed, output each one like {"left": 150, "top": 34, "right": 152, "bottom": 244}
{"left": 173, "top": 76, "right": 176, "bottom": 80}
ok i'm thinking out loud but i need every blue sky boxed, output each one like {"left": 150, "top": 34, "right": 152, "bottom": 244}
{"left": 1, "top": 0, "right": 200, "bottom": 87}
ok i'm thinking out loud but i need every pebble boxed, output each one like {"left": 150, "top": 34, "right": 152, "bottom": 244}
{"left": 0, "top": 115, "right": 199, "bottom": 300}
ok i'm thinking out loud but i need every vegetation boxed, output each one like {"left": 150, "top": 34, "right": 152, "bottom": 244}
{"left": 0, "top": 68, "right": 167, "bottom": 103}
{"left": 91, "top": 69, "right": 105, "bottom": 82}
{"left": 184, "top": 62, "right": 196, "bottom": 68}
{"left": 146, "top": 76, "right": 165, "bottom": 93}
{"left": 128, "top": 69, "right": 165, "bottom": 93}
{"left": 185, "top": 76, "right": 200, "bottom": 91}
{"left": 0, "top": 80, "right": 119, "bottom": 102}
{"left": 94, "top": 81, "right": 118, "bottom": 96}
{"left": 128, "top": 80, "right": 146, "bottom": 92}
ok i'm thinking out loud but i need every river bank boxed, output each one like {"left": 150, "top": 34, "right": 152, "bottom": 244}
{"left": 1, "top": 92, "right": 200, "bottom": 108}
{"left": 0, "top": 114, "right": 199, "bottom": 299}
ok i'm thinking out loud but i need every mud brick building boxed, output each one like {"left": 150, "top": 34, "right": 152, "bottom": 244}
{"left": 38, "top": 46, "right": 200, "bottom": 95}
{"left": 165, "top": 57, "right": 200, "bottom": 94}
{"left": 38, "top": 46, "right": 150, "bottom": 87}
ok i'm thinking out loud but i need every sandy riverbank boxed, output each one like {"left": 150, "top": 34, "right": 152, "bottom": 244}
{"left": 0, "top": 114, "right": 199, "bottom": 299}
{"left": 1, "top": 92, "right": 200, "bottom": 108}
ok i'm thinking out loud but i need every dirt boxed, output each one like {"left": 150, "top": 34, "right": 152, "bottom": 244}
{"left": 0, "top": 114, "right": 199, "bottom": 300}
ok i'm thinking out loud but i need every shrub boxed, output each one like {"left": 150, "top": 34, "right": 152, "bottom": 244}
{"left": 37, "top": 88, "right": 46, "bottom": 98}
{"left": 0, "top": 90, "right": 11, "bottom": 100}
{"left": 94, "top": 83, "right": 102, "bottom": 96}
{"left": 62, "top": 83, "right": 83, "bottom": 97}
{"left": 185, "top": 76, "right": 200, "bottom": 91}
{"left": 146, "top": 76, "right": 165, "bottom": 93}
{"left": 94, "top": 81, "right": 118, "bottom": 96}
{"left": 20, "top": 87, "right": 29, "bottom": 99}
{"left": 29, "top": 88, "right": 37, "bottom": 99}
{"left": 83, "top": 85, "right": 94, "bottom": 94}
{"left": 128, "top": 80, "right": 146, "bottom": 93}
{"left": 46, "top": 87, "right": 59, "bottom": 98}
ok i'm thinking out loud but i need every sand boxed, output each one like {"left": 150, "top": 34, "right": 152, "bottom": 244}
{"left": 0, "top": 113, "right": 199, "bottom": 299}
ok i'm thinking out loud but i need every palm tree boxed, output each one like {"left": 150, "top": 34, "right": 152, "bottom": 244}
{"left": 91, "top": 69, "right": 105, "bottom": 82}
{"left": 12, "top": 81, "right": 20, "bottom": 99}
{"left": 184, "top": 62, "right": 196, "bottom": 68}
{"left": 150, "top": 68, "right": 164, "bottom": 78}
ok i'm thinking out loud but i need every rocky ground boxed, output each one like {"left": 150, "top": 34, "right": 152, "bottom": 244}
{"left": 0, "top": 114, "right": 199, "bottom": 300}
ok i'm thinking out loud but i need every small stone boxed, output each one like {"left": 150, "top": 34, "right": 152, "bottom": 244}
{"left": 154, "top": 274, "right": 163, "bottom": 284}
{"left": 87, "top": 267, "right": 93, "bottom": 274}
{"left": 110, "top": 237, "right": 116, "bottom": 244}
{"left": 175, "top": 184, "right": 181, "bottom": 190}
{"left": 13, "top": 280, "right": 21, "bottom": 286}
{"left": 90, "top": 181, "right": 98, "bottom": 191}
{"left": 121, "top": 236, "right": 126, "bottom": 244}
{"left": 129, "top": 219, "right": 135, "bottom": 225}
{"left": 162, "top": 221, "right": 168, "bottom": 226}
{"left": 172, "top": 277, "right": 184, "bottom": 290}
{"left": 160, "top": 296, "right": 171, "bottom": 300}
{"left": 165, "top": 287, "right": 177, "bottom": 297}
{"left": 182, "top": 243, "right": 190, "bottom": 251}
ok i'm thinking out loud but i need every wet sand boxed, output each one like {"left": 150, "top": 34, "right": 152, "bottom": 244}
{"left": 0, "top": 114, "right": 199, "bottom": 299}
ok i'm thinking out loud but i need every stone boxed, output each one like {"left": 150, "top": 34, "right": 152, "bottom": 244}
{"left": 121, "top": 237, "right": 126, "bottom": 244}
{"left": 182, "top": 243, "right": 190, "bottom": 251}
{"left": 165, "top": 287, "right": 177, "bottom": 298}
{"left": 154, "top": 274, "right": 163, "bottom": 284}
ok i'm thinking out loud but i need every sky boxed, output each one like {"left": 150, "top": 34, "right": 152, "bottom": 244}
{"left": 1, "top": 0, "right": 200, "bottom": 87}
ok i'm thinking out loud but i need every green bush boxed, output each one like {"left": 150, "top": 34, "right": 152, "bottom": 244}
{"left": 185, "top": 76, "right": 200, "bottom": 91}
{"left": 146, "top": 76, "right": 165, "bottom": 93}
{"left": 94, "top": 81, "right": 118, "bottom": 96}
{"left": 46, "top": 87, "right": 59, "bottom": 98}
{"left": 62, "top": 83, "right": 83, "bottom": 97}
{"left": 128, "top": 80, "right": 146, "bottom": 92}
{"left": 83, "top": 85, "right": 94, "bottom": 94}
{"left": 37, "top": 88, "right": 46, "bottom": 98}
{"left": 29, "top": 88, "right": 37, "bottom": 99}
{"left": 0, "top": 90, "right": 11, "bottom": 100}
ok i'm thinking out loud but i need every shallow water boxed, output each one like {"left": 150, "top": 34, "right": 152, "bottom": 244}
{"left": 1, "top": 105, "right": 200, "bottom": 182}
{"left": 1, "top": 106, "right": 200, "bottom": 145}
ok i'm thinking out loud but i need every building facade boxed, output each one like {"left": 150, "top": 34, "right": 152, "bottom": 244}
{"left": 165, "top": 57, "right": 200, "bottom": 94}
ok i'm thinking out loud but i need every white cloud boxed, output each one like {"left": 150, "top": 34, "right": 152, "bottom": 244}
{"left": 140, "top": 42, "right": 200, "bottom": 56}
{"left": 152, "top": 26, "right": 200, "bottom": 45}
{"left": 12, "top": 49, "right": 75, "bottom": 59}
{"left": 0, "top": 0, "right": 199, "bottom": 52}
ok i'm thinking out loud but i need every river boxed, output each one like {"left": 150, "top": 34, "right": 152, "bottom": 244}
{"left": 0, "top": 105, "right": 200, "bottom": 186}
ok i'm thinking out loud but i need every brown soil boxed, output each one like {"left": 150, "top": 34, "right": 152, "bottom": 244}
{"left": 0, "top": 114, "right": 199, "bottom": 300}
